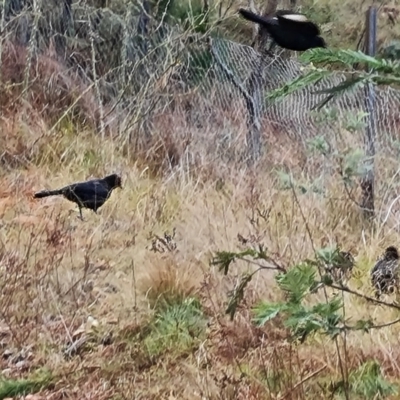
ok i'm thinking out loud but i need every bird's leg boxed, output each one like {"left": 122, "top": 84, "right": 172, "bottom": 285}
{"left": 266, "top": 40, "right": 277, "bottom": 57}
{"left": 78, "top": 207, "right": 84, "bottom": 221}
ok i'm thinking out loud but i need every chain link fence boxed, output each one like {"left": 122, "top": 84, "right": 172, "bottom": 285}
{"left": 2, "top": 1, "right": 400, "bottom": 163}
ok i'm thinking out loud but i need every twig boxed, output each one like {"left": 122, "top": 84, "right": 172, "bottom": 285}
{"left": 279, "top": 365, "right": 327, "bottom": 399}
{"left": 342, "top": 317, "right": 400, "bottom": 332}
{"left": 22, "top": 0, "right": 40, "bottom": 101}
{"left": 328, "top": 283, "right": 400, "bottom": 310}
{"left": 64, "top": 335, "right": 88, "bottom": 358}
{"left": 88, "top": 12, "right": 105, "bottom": 139}
{"left": 236, "top": 255, "right": 286, "bottom": 273}
{"left": 289, "top": 177, "right": 350, "bottom": 400}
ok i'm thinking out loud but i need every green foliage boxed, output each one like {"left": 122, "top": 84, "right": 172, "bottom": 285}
{"left": 275, "top": 169, "right": 294, "bottom": 191}
{"left": 289, "top": 298, "right": 342, "bottom": 341}
{"left": 305, "top": 108, "right": 374, "bottom": 194}
{"left": 144, "top": 297, "right": 206, "bottom": 356}
{"left": 170, "top": 0, "right": 210, "bottom": 33}
{"left": 211, "top": 247, "right": 268, "bottom": 275}
{"left": 382, "top": 40, "right": 400, "bottom": 61}
{"left": 335, "top": 361, "right": 397, "bottom": 399}
{"left": 225, "top": 273, "right": 253, "bottom": 320}
{"left": 254, "top": 292, "right": 344, "bottom": 342}
{"left": 390, "top": 139, "right": 400, "bottom": 158}
{"left": 307, "top": 136, "right": 331, "bottom": 156}
{"left": 215, "top": 244, "right": 395, "bottom": 343}
{"left": 311, "top": 76, "right": 365, "bottom": 110}
{"left": 211, "top": 246, "right": 284, "bottom": 320}
{"left": 340, "top": 149, "right": 371, "bottom": 185}
{"left": 266, "top": 48, "right": 400, "bottom": 109}
{"left": 310, "top": 109, "right": 368, "bottom": 134}
{"left": 350, "top": 361, "right": 396, "bottom": 398}
{"left": 342, "top": 111, "right": 369, "bottom": 132}
{"left": 154, "top": 0, "right": 212, "bottom": 33}
{"left": 276, "top": 263, "right": 318, "bottom": 304}
{"left": 280, "top": 107, "right": 373, "bottom": 197}
{"left": 316, "top": 246, "right": 343, "bottom": 266}
{"left": 310, "top": 107, "right": 340, "bottom": 125}
{"left": 252, "top": 302, "right": 286, "bottom": 327}
{"left": 301, "top": 49, "right": 400, "bottom": 74}
{"left": 152, "top": 0, "right": 175, "bottom": 20}
{"left": 352, "top": 318, "right": 374, "bottom": 333}
{"left": 253, "top": 262, "right": 344, "bottom": 342}
{"left": 275, "top": 169, "right": 324, "bottom": 195}
{"left": 266, "top": 67, "right": 331, "bottom": 102}
{"left": 83, "top": 149, "right": 101, "bottom": 168}
{"left": 0, "top": 369, "right": 53, "bottom": 399}
{"left": 259, "top": 369, "right": 291, "bottom": 395}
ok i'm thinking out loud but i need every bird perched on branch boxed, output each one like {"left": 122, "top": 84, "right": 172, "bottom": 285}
{"left": 33, "top": 174, "right": 122, "bottom": 220}
{"left": 370, "top": 246, "right": 400, "bottom": 298}
{"left": 238, "top": 8, "right": 326, "bottom": 52}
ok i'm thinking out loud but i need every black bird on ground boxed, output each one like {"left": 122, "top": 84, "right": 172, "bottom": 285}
{"left": 238, "top": 8, "right": 326, "bottom": 52}
{"left": 34, "top": 174, "right": 122, "bottom": 219}
{"left": 370, "top": 246, "right": 400, "bottom": 299}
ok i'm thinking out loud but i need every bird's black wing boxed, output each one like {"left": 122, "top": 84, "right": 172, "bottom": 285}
{"left": 370, "top": 259, "right": 383, "bottom": 276}
{"left": 238, "top": 9, "right": 277, "bottom": 29}
{"left": 239, "top": 8, "right": 321, "bottom": 39}
{"left": 276, "top": 12, "right": 321, "bottom": 36}
{"left": 65, "top": 181, "right": 110, "bottom": 209}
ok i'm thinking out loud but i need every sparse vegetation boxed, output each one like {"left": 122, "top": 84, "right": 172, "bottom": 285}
{"left": 2, "top": 0, "right": 400, "bottom": 399}
{"left": 0, "top": 372, "right": 53, "bottom": 400}
{"left": 144, "top": 297, "right": 206, "bottom": 357}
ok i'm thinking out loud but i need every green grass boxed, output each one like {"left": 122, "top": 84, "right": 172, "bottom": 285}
{"left": 348, "top": 361, "right": 397, "bottom": 399}
{"left": 0, "top": 369, "right": 53, "bottom": 400}
{"left": 144, "top": 297, "right": 207, "bottom": 357}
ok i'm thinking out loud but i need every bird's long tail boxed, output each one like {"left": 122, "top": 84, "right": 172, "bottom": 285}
{"left": 238, "top": 9, "right": 271, "bottom": 26}
{"left": 33, "top": 189, "right": 64, "bottom": 198}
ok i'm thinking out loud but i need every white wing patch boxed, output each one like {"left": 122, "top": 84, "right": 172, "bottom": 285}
{"left": 281, "top": 14, "right": 309, "bottom": 22}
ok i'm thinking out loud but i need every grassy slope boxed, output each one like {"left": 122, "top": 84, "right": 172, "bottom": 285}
{"left": 2, "top": 0, "right": 400, "bottom": 399}
{"left": 1, "top": 110, "right": 400, "bottom": 399}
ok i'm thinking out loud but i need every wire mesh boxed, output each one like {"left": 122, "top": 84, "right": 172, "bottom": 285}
{"left": 2, "top": 3, "right": 400, "bottom": 159}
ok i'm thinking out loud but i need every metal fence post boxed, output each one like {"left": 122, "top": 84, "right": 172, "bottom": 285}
{"left": 360, "top": 6, "right": 377, "bottom": 220}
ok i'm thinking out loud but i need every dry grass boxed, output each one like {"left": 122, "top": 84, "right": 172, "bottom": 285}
{"left": 1, "top": 99, "right": 400, "bottom": 400}
{"left": 2, "top": 3, "right": 400, "bottom": 395}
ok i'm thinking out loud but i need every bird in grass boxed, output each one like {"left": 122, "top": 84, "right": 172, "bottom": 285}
{"left": 238, "top": 8, "right": 326, "bottom": 52}
{"left": 33, "top": 174, "right": 122, "bottom": 220}
{"left": 370, "top": 246, "right": 400, "bottom": 298}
